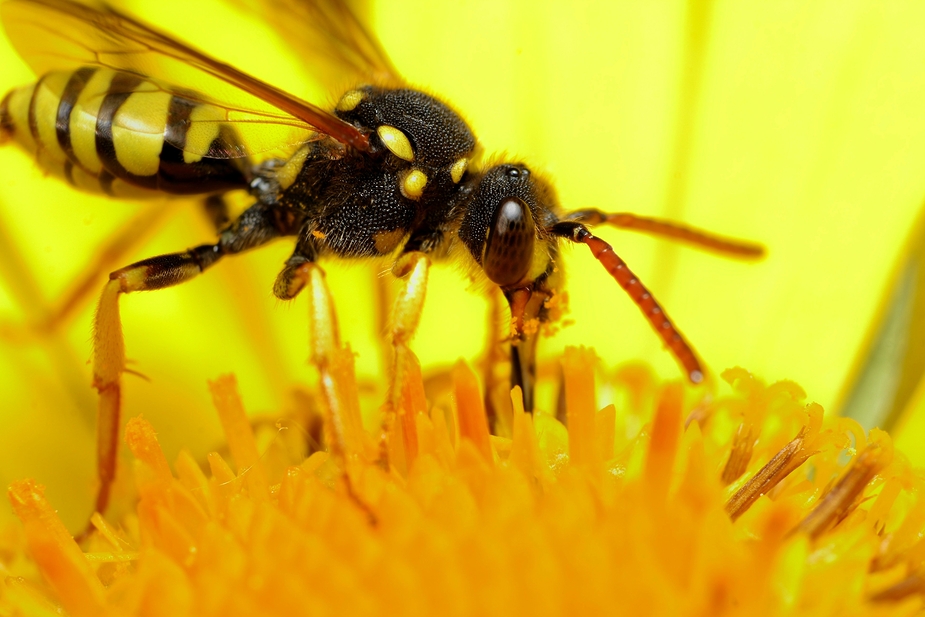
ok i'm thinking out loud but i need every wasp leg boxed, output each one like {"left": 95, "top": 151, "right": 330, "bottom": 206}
{"left": 563, "top": 209, "right": 765, "bottom": 258}
{"left": 377, "top": 251, "right": 430, "bottom": 472}
{"left": 389, "top": 251, "right": 429, "bottom": 363}
{"left": 271, "top": 241, "right": 374, "bottom": 460}
{"left": 504, "top": 286, "right": 549, "bottom": 414}
{"left": 272, "top": 261, "right": 376, "bottom": 522}
{"left": 373, "top": 270, "right": 395, "bottom": 380}
{"left": 482, "top": 288, "right": 510, "bottom": 433}
{"left": 271, "top": 238, "right": 381, "bottom": 456}
{"left": 286, "top": 263, "right": 347, "bottom": 455}
{"left": 91, "top": 202, "right": 303, "bottom": 521}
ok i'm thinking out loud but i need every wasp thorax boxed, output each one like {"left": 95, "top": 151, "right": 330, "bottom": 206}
{"left": 335, "top": 86, "right": 475, "bottom": 169}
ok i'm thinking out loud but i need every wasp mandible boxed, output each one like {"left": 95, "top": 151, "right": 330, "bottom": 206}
{"left": 0, "top": 0, "right": 763, "bottom": 518}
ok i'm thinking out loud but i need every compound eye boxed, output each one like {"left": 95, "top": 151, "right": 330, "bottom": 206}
{"left": 483, "top": 197, "right": 536, "bottom": 288}
{"left": 377, "top": 125, "right": 414, "bottom": 161}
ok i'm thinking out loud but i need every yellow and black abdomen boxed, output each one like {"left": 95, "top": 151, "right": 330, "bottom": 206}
{"left": 0, "top": 68, "right": 248, "bottom": 198}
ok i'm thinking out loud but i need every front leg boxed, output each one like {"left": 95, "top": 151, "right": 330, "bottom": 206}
{"left": 274, "top": 244, "right": 431, "bottom": 473}
{"left": 381, "top": 250, "right": 431, "bottom": 472}
{"left": 274, "top": 220, "right": 440, "bottom": 471}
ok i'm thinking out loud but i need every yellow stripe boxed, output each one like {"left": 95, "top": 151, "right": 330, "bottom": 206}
{"left": 184, "top": 103, "right": 224, "bottom": 164}
{"left": 31, "top": 72, "right": 70, "bottom": 163}
{"left": 112, "top": 82, "right": 171, "bottom": 177}
{"left": 6, "top": 84, "right": 37, "bottom": 151}
{"left": 69, "top": 69, "right": 116, "bottom": 175}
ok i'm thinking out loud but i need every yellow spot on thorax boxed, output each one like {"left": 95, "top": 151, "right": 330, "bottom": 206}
{"left": 336, "top": 89, "right": 364, "bottom": 112}
{"left": 450, "top": 157, "right": 468, "bottom": 183}
{"left": 377, "top": 125, "right": 414, "bottom": 161}
{"left": 401, "top": 169, "right": 428, "bottom": 199}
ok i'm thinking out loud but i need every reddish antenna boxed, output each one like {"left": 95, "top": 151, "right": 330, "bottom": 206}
{"left": 566, "top": 209, "right": 765, "bottom": 258}
{"left": 552, "top": 221, "right": 704, "bottom": 384}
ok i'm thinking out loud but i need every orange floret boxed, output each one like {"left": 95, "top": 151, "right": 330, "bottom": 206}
{"left": 4, "top": 349, "right": 925, "bottom": 616}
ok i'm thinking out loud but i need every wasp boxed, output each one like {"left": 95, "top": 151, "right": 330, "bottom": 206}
{"left": 0, "top": 0, "right": 763, "bottom": 518}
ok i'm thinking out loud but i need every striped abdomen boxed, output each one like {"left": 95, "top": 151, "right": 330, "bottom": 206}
{"left": 0, "top": 68, "right": 248, "bottom": 197}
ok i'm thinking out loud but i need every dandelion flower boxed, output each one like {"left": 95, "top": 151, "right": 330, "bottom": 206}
{"left": 5, "top": 348, "right": 925, "bottom": 616}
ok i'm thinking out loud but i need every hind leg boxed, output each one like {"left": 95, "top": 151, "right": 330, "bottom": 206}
{"left": 91, "top": 202, "right": 303, "bottom": 520}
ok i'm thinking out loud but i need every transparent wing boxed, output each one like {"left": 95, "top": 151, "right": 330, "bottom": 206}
{"left": 229, "top": 0, "right": 401, "bottom": 91}
{"left": 1, "top": 0, "right": 371, "bottom": 158}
